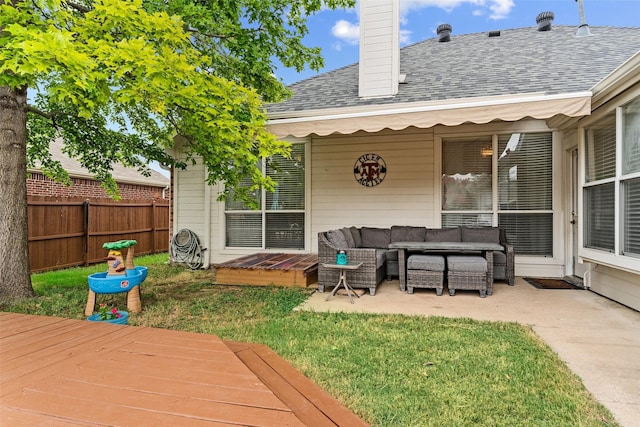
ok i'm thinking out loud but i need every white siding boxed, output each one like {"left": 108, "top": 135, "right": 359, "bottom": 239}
{"left": 588, "top": 266, "right": 640, "bottom": 312}
{"left": 174, "top": 160, "right": 206, "bottom": 239}
{"left": 358, "top": 0, "right": 399, "bottom": 98}
{"left": 311, "top": 128, "right": 436, "bottom": 251}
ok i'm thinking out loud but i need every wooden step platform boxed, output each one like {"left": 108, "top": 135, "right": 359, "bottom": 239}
{"left": 214, "top": 253, "right": 318, "bottom": 288}
{"left": 1, "top": 312, "right": 367, "bottom": 426}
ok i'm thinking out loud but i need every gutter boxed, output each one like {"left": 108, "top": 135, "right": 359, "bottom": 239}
{"left": 267, "top": 91, "right": 593, "bottom": 124}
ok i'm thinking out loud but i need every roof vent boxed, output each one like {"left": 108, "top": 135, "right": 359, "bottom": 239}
{"left": 575, "top": 0, "right": 593, "bottom": 37}
{"left": 437, "top": 23, "right": 452, "bottom": 42}
{"left": 536, "top": 11, "right": 554, "bottom": 31}
{"left": 488, "top": 30, "right": 501, "bottom": 37}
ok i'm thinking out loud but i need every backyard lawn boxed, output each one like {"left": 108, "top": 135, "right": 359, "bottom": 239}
{"left": 1, "top": 254, "right": 618, "bottom": 426}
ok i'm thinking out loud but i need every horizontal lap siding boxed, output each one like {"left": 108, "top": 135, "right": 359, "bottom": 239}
{"left": 175, "top": 161, "right": 206, "bottom": 239}
{"left": 589, "top": 266, "right": 640, "bottom": 312}
{"left": 311, "top": 128, "right": 436, "bottom": 250}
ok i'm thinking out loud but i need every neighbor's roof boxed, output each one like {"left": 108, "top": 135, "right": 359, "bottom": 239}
{"left": 29, "top": 139, "right": 169, "bottom": 187}
{"left": 266, "top": 25, "right": 640, "bottom": 137}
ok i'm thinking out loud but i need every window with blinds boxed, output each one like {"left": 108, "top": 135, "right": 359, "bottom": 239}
{"left": 622, "top": 98, "right": 640, "bottom": 258}
{"left": 584, "top": 182, "right": 615, "bottom": 252}
{"left": 623, "top": 178, "right": 640, "bottom": 257}
{"left": 442, "top": 132, "right": 554, "bottom": 256}
{"left": 583, "top": 112, "right": 616, "bottom": 252}
{"left": 441, "top": 137, "right": 492, "bottom": 211}
{"left": 622, "top": 98, "right": 640, "bottom": 176}
{"left": 225, "top": 143, "right": 306, "bottom": 249}
{"left": 585, "top": 114, "right": 616, "bottom": 183}
{"left": 583, "top": 96, "right": 640, "bottom": 262}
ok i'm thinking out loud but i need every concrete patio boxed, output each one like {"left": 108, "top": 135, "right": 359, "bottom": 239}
{"left": 297, "top": 277, "right": 640, "bottom": 427}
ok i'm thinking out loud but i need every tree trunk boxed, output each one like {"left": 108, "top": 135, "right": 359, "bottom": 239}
{"left": 0, "top": 85, "right": 35, "bottom": 301}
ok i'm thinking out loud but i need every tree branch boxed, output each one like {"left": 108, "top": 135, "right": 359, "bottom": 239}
{"left": 64, "top": 1, "right": 91, "bottom": 14}
{"left": 26, "top": 105, "right": 54, "bottom": 119}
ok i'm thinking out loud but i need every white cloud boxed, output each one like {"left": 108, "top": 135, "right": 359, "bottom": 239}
{"left": 331, "top": 19, "right": 360, "bottom": 45}
{"left": 399, "top": 0, "right": 514, "bottom": 20}
{"left": 487, "top": 0, "right": 514, "bottom": 20}
{"left": 400, "top": 29, "right": 413, "bottom": 45}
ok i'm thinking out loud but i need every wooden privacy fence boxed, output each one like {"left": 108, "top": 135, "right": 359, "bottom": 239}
{"left": 28, "top": 197, "right": 170, "bottom": 273}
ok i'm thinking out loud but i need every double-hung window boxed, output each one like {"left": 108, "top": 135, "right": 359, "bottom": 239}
{"left": 224, "top": 143, "right": 306, "bottom": 250}
{"left": 441, "top": 132, "right": 554, "bottom": 256}
{"left": 584, "top": 96, "right": 640, "bottom": 261}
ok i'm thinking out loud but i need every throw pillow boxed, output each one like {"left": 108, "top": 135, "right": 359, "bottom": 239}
{"left": 326, "top": 229, "right": 348, "bottom": 248}
{"left": 350, "top": 227, "right": 362, "bottom": 248}
{"left": 340, "top": 227, "right": 356, "bottom": 248}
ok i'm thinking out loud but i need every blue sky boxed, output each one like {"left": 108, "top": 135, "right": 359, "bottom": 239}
{"left": 275, "top": 0, "right": 640, "bottom": 85}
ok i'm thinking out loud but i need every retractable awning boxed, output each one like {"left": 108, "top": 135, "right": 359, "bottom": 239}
{"left": 267, "top": 92, "right": 591, "bottom": 138}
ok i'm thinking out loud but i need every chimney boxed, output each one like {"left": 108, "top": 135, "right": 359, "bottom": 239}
{"left": 536, "top": 11, "right": 554, "bottom": 31}
{"left": 575, "top": 0, "right": 593, "bottom": 37}
{"left": 358, "top": 0, "right": 400, "bottom": 99}
{"left": 437, "top": 24, "right": 452, "bottom": 42}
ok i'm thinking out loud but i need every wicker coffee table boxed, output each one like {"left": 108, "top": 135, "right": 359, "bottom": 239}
{"left": 322, "top": 262, "right": 363, "bottom": 304}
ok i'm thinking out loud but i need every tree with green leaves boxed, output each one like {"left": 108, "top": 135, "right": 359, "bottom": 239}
{"left": 0, "top": 0, "right": 354, "bottom": 301}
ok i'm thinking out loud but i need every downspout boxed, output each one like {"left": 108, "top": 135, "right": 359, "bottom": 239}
{"left": 583, "top": 263, "right": 596, "bottom": 289}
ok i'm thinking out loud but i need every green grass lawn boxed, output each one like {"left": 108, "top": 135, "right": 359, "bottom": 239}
{"left": 1, "top": 254, "right": 618, "bottom": 426}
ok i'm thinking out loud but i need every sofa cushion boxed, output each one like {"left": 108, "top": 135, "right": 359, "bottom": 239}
{"left": 407, "top": 255, "right": 445, "bottom": 272}
{"left": 326, "top": 229, "right": 348, "bottom": 248}
{"left": 349, "top": 227, "right": 362, "bottom": 248}
{"left": 340, "top": 227, "right": 356, "bottom": 248}
{"left": 425, "top": 228, "right": 461, "bottom": 242}
{"left": 493, "top": 251, "right": 506, "bottom": 265}
{"left": 360, "top": 227, "right": 391, "bottom": 248}
{"left": 375, "top": 249, "right": 387, "bottom": 268}
{"left": 462, "top": 227, "right": 500, "bottom": 244}
{"left": 385, "top": 249, "right": 398, "bottom": 261}
{"left": 391, "top": 225, "right": 426, "bottom": 243}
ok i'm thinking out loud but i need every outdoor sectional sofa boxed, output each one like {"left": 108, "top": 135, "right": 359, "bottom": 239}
{"left": 318, "top": 226, "right": 514, "bottom": 296}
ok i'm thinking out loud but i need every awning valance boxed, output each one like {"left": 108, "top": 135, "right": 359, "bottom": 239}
{"left": 267, "top": 92, "right": 592, "bottom": 138}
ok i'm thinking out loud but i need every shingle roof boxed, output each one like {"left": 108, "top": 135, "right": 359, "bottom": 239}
{"left": 267, "top": 25, "right": 640, "bottom": 115}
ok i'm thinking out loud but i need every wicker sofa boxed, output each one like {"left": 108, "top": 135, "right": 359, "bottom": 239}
{"left": 318, "top": 226, "right": 514, "bottom": 296}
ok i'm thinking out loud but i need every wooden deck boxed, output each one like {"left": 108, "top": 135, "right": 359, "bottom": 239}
{"left": 0, "top": 312, "right": 367, "bottom": 427}
{"left": 214, "top": 253, "right": 318, "bottom": 288}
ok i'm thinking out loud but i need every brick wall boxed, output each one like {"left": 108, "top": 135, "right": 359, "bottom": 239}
{"left": 27, "top": 172, "right": 169, "bottom": 201}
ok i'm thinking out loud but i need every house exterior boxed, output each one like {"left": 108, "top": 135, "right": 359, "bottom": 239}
{"left": 28, "top": 139, "right": 170, "bottom": 201}
{"left": 172, "top": 1, "right": 640, "bottom": 310}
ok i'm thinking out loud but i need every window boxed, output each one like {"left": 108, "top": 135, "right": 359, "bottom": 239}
{"left": 442, "top": 132, "right": 554, "bottom": 256}
{"left": 622, "top": 98, "right": 640, "bottom": 257}
{"left": 583, "top": 96, "right": 640, "bottom": 261}
{"left": 225, "top": 143, "right": 306, "bottom": 249}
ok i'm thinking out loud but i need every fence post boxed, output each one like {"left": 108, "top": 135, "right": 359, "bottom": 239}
{"left": 151, "top": 200, "right": 157, "bottom": 254}
{"left": 83, "top": 200, "right": 90, "bottom": 266}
